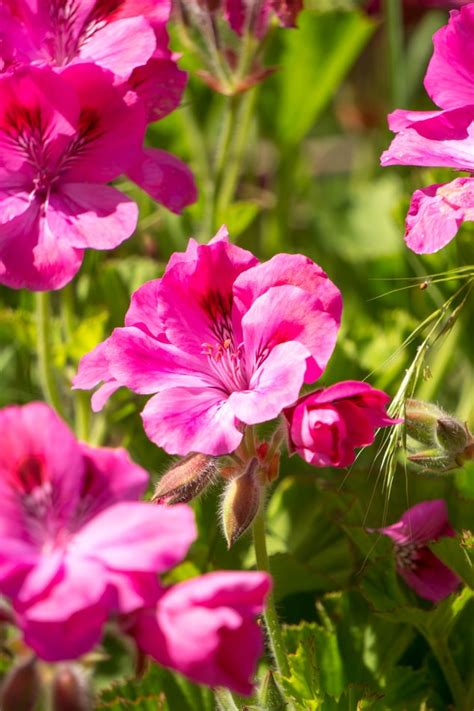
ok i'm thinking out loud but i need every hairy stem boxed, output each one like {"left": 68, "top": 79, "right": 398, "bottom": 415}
{"left": 214, "top": 687, "right": 240, "bottom": 711}
{"left": 428, "top": 636, "right": 467, "bottom": 711}
{"left": 252, "top": 508, "right": 290, "bottom": 678}
{"left": 35, "top": 292, "right": 66, "bottom": 419}
{"left": 384, "top": 0, "right": 406, "bottom": 107}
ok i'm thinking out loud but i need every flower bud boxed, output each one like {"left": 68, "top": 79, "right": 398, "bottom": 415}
{"left": 221, "top": 458, "right": 261, "bottom": 548}
{"left": 0, "top": 656, "right": 40, "bottom": 711}
{"left": 404, "top": 399, "right": 441, "bottom": 446}
{"left": 152, "top": 454, "right": 216, "bottom": 504}
{"left": 259, "top": 670, "right": 287, "bottom": 710}
{"left": 436, "top": 417, "right": 469, "bottom": 453}
{"left": 51, "top": 665, "right": 92, "bottom": 711}
{"left": 408, "top": 448, "right": 459, "bottom": 472}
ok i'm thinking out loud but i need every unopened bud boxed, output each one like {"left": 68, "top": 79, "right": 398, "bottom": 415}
{"left": 408, "top": 448, "right": 458, "bottom": 472}
{"left": 152, "top": 454, "right": 216, "bottom": 504}
{"left": 259, "top": 670, "right": 286, "bottom": 710}
{"left": 221, "top": 458, "right": 261, "bottom": 548}
{"left": 0, "top": 656, "right": 40, "bottom": 711}
{"left": 51, "top": 665, "right": 92, "bottom": 711}
{"left": 404, "top": 399, "right": 441, "bottom": 446}
{"left": 436, "top": 417, "right": 469, "bottom": 453}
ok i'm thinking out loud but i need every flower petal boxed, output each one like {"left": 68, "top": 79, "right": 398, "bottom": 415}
{"left": 400, "top": 549, "right": 460, "bottom": 603}
{"left": 142, "top": 388, "right": 242, "bottom": 456}
{"left": 126, "top": 148, "right": 197, "bottom": 213}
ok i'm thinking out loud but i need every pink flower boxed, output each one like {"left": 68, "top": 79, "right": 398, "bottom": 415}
{"left": 0, "top": 402, "right": 197, "bottom": 661}
{"left": 74, "top": 227, "right": 342, "bottom": 456}
{"left": 130, "top": 571, "right": 271, "bottom": 695}
{"left": 223, "top": 0, "right": 302, "bottom": 38}
{"left": 381, "top": 5, "right": 474, "bottom": 253}
{"left": 378, "top": 500, "right": 461, "bottom": 602}
{"left": 0, "top": 64, "right": 146, "bottom": 290}
{"left": 284, "top": 380, "right": 399, "bottom": 468}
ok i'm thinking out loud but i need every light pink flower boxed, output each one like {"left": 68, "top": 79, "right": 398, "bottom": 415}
{"left": 0, "top": 402, "right": 196, "bottom": 661}
{"left": 0, "top": 63, "right": 147, "bottom": 290}
{"left": 74, "top": 227, "right": 342, "bottom": 456}
{"left": 130, "top": 571, "right": 271, "bottom": 695}
{"left": 284, "top": 380, "right": 399, "bottom": 468}
{"left": 378, "top": 500, "right": 460, "bottom": 602}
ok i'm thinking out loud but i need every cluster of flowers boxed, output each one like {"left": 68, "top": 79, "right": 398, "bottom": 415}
{"left": 0, "top": 0, "right": 196, "bottom": 290}
{"left": 382, "top": 4, "right": 474, "bottom": 253}
{"left": 0, "top": 402, "right": 270, "bottom": 694}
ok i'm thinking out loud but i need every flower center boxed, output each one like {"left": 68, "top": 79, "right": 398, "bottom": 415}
{"left": 394, "top": 542, "right": 422, "bottom": 570}
{"left": 201, "top": 337, "right": 248, "bottom": 394}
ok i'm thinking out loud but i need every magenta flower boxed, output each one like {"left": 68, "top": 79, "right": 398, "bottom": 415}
{"left": 224, "top": 0, "right": 302, "bottom": 38}
{"left": 74, "top": 227, "right": 342, "bottom": 456}
{"left": 0, "top": 402, "right": 196, "bottom": 661}
{"left": 379, "top": 500, "right": 461, "bottom": 602}
{"left": 284, "top": 380, "right": 399, "bottom": 468}
{"left": 131, "top": 571, "right": 271, "bottom": 695}
{"left": 381, "top": 4, "right": 474, "bottom": 253}
{"left": 0, "top": 63, "right": 147, "bottom": 290}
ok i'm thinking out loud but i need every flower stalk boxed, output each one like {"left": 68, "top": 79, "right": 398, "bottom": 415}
{"left": 35, "top": 292, "right": 66, "bottom": 419}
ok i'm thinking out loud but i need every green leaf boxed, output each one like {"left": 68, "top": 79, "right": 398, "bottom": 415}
{"left": 277, "top": 10, "right": 375, "bottom": 146}
{"left": 96, "top": 663, "right": 214, "bottom": 711}
{"left": 217, "top": 200, "right": 259, "bottom": 237}
{"left": 430, "top": 537, "right": 474, "bottom": 590}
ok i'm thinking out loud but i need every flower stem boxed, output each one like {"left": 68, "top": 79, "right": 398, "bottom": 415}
{"left": 428, "top": 636, "right": 467, "bottom": 711}
{"left": 384, "top": 0, "right": 406, "bottom": 107}
{"left": 252, "top": 508, "right": 290, "bottom": 678}
{"left": 61, "top": 285, "right": 90, "bottom": 440}
{"left": 35, "top": 292, "right": 66, "bottom": 419}
{"left": 214, "top": 687, "right": 240, "bottom": 711}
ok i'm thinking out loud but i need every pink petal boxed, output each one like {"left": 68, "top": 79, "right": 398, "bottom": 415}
{"left": 228, "top": 341, "right": 309, "bottom": 424}
{"left": 125, "top": 279, "right": 165, "bottom": 337}
{"left": 78, "top": 16, "right": 156, "bottom": 78}
{"left": 233, "top": 252, "right": 342, "bottom": 323}
{"left": 47, "top": 184, "right": 138, "bottom": 250}
{"left": 128, "top": 58, "right": 187, "bottom": 123}
{"left": 0, "top": 200, "right": 84, "bottom": 291}
{"left": 380, "top": 500, "right": 455, "bottom": 546}
{"left": 142, "top": 388, "right": 242, "bottom": 456}
{"left": 381, "top": 106, "right": 474, "bottom": 172}
{"left": 106, "top": 326, "right": 209, "bottom": 393}
{"left": 400, "top": 549, "right": 460, "bottom": 603}
{"left": 405, "top": 178, "right": 474, "bottom": 254}
{"left": 134, "top": 571, "right": 270, "bottom": 695}
{"left": 76, "top": 444, "right": 149, "bottom": 521}
{"left": 424, "top": 6, "right": 474, "bottom": 110}
{"left": 241, "top": 284, "right": 339, "bottom": 383}
{"left": 59, "top": 63, "right": 146, "bottom": 183}
{"left": 91, "top": 382, "right": 122, "bottom": 412}
{"left": 73, "top": 502, "right": 196, "bottom": 573}
{"left": 126, "top": 148, "right": 197, "bottom": 213}
{"left": 106, "top": 570, "right": 161, "bottom": 613}
{"left": 224, "top": 0, "right": 271, "bottom": 38}
{"left": 73, "top": 340, "right": 120, "bottom": 412}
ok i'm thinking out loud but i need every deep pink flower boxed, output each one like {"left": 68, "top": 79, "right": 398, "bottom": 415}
{"left": 378, "top": 500, "right": 460, "bottom": 602}
{"left": 130, "top": 571, "right": 271, "bottom": 695}
{"left": 424, "top": 4, "right": 474, "bottom": 110}
{"left": 284, "top": 380, "right": 398, "bottom": 468}
{"left": 381, "top": 6, "right": 474, "bottom": 253}
{"left": 0, "top": 64, "right": 146, "bottom": 290}
{"left": 0, "top": 402, "right": 196, "bottom": 661}
{"left": 74, "top": 227, "right": 342, "bottom": 456}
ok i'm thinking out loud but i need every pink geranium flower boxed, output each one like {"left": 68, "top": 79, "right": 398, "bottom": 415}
{"left": 378, "top": 500, "right": 461, "bottom": 602}
{"left": 0, "top": 401, "right": 196, "bottom": 660}
{"left": 0, "top": 64, "right": 147, "bottom": 290}
{"left": 284, "top": 380, "right": 399, "bottom": 468}
{"left": 381, "top": 4, "right": 474, "bottom": 253}
{"left": 224, "top": 0, "right": 302, "bottom": 38}
{"left": 74, "top": 227, "right": 342, "bottom": 456}
{"left": 130, "top": 571, "right": 271, "bottom": 695}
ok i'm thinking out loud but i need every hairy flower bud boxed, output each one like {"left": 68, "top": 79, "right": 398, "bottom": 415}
{"left": 436, "top": 417, "right": 469, "bottom": 453}
{"left": 408, "top": 449, "right": 459, "bottom": 472}
{"left": 221, "top": 458, "right": 262, "bottom": 548}
{"left": 0, "top": 656, "right": 40, "bottom": 711}
{"left": 51, "top": 666, "right": 92, "bottom": 711}
{"left": 259, "top": 670, "right": 287, "bottom": 710}
{"left": 404, "top": 399, "right": 441, "bottom": 446}
{"left": 152, "top": 454, "right": 217, "bottom": 504}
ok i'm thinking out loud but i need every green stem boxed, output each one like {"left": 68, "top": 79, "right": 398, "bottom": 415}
{"left": 252, "top": 509, "right": 290, "bottom": 678}
{"left": 428, "top": 636, "right": 467, "bottom": 711}
{"left": 61, "top": 285, "right": 90, "bottom": 441}
{"left": 35, "top": 292, "right": 66, "bottom": 418}
{"left": 384, "top": 0, "right": 406, "bottom": 107}
{"left": 214, "top": 687, "right": 239, "bottom": 711}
